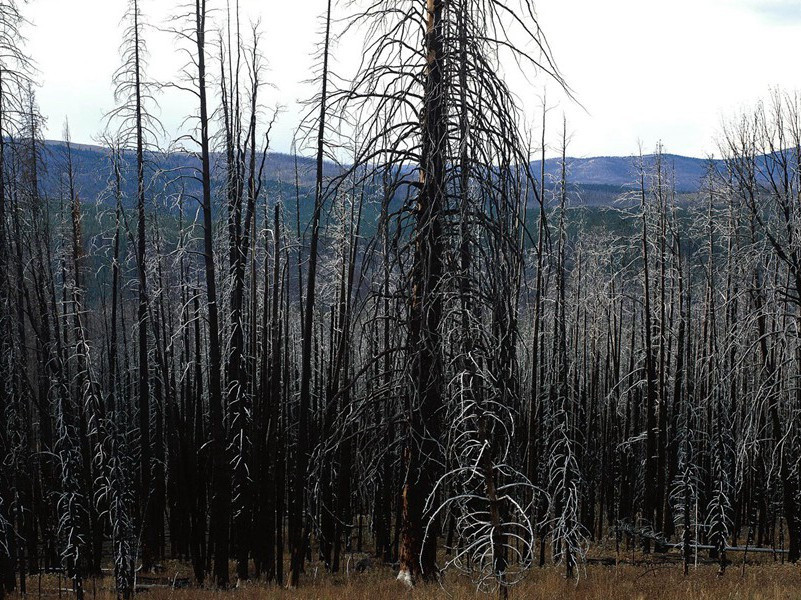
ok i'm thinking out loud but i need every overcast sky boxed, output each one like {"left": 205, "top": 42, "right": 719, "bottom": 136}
{"left": 24, "top": 0, "right": 801, "bottom": 159}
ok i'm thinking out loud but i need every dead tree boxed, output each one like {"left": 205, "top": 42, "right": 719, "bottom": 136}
{"left": 720, "top": 92, "right": 801, "bottom": 562}
{"left": 288, "top": 0, "right": 333, "bottom": 587}
{"left": 107, "top": 0, "right": 165, "bottom": 571}
{"left": 0, "top": 2, "right": 34, "bottom": 594}
{"left": 325, "top": 0, "right": 563, "bottom": 586}
{"left": 166, "top": 0, "right": 230, "bottom": 584}
{"left": 217, "top": 15, "right": 273, "bottom": 582}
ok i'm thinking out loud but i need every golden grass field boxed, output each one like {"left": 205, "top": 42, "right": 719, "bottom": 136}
{"left": 9, "top": 555, "right": 801, "bottom": 600}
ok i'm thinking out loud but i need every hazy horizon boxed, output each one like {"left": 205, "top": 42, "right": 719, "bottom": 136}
{"left": 24, "top": 0, "right": 801, "bottom": 159}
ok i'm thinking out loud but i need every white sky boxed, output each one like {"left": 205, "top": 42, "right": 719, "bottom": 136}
{"left": 24, "top": 0, "right": 801, "bottom": 159}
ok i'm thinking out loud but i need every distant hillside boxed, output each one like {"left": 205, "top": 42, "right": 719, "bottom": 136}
{"left": 40, "top": 140, "right": 326, "bottom": 207}
{"left": 530, "top": 153, "right": 716, "bottom": 194}
{"left": 38, "top": 141, "right": 718, "bottom": 210}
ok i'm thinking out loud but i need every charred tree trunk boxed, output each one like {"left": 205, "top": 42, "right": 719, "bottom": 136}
{"left": 398, "top": 0, "right": 445, "bottom": 586}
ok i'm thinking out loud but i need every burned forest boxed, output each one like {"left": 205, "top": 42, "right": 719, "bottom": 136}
{"left": 0, "top": 0, "right": 800, "bottom": 598}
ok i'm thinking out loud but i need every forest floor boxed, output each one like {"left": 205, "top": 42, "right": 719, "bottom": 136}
{"left": 10, "top": 553, "right": 801, "bottom": 600}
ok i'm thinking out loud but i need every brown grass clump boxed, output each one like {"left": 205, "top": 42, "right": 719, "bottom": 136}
{"left": 10, "top": 559, "right": 801, "bottom": 599}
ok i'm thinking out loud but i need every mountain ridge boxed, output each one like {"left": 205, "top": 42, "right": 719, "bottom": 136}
{"left": 530, "top": 152, "right": 715, "bottom": 193}
{"left": 39, "top": 140, "right": 714, "bottom": 205}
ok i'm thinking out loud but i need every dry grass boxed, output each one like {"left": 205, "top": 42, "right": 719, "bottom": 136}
{"left": 11, "top": 558, "right": 801, "bottom": 599}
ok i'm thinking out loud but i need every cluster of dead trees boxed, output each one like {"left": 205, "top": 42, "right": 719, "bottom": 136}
{"left": 0, "top": 1, "right": 800, "bottom": 599}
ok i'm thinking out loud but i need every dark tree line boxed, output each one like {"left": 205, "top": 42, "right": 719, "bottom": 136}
{"left": 0, "top": 1, "right": 799, "bottom": 599}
